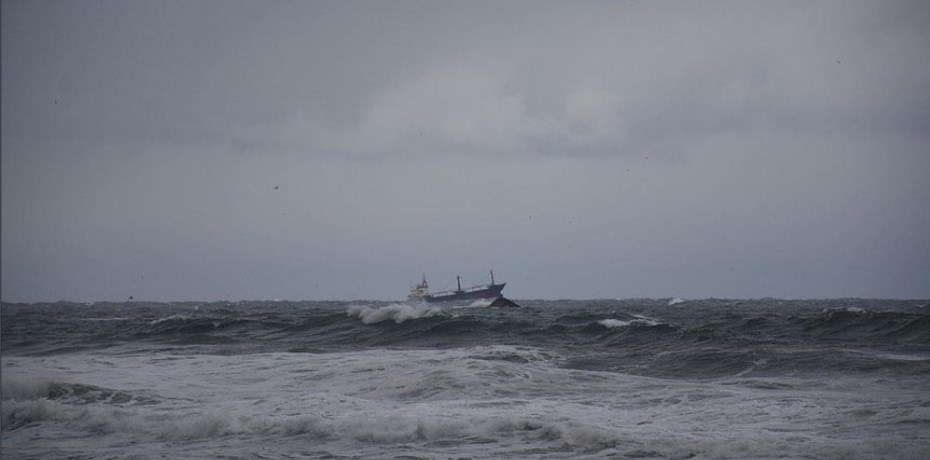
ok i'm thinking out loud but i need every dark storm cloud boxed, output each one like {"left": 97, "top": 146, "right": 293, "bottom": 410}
{"left": 3, "top": 1, "right": 929, "bottom": 301}
{"left": 5, "top": 1, "right": 928, "bottom": 157}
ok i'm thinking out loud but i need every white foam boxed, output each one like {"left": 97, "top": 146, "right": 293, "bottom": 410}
{"left": 2, "top": 399, "right": 69, "bottom": 429}
{"left": 632, "top": 314, "right": 662, "bottom": 324}
{"left": 4, "top": 345, "right": 929, "bottom": 459}
{"left": 598, "top": 315, "right": 662, "bottom": 328}
{"left": 346, "top": 303, "right": 446, "bottom": 324}
{"left": 468, "top": 298, "right": 495, "bottom": 308}
{"left": 668, "top": 297, "right": 686, "bottom": 305}
{"left": 147, "top": 314, "right": 193, "bottom": 325}
{"left": 598, "top": 319, "right": 634, "bottom": 328}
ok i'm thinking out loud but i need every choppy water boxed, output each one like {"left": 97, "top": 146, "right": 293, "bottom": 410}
{"left": 2, "top": 298, "right": 929, "bottom": 459}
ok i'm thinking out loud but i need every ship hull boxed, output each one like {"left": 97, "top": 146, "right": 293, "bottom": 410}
{"left": 424, "top": 283, "right": 506, "bottom": 302}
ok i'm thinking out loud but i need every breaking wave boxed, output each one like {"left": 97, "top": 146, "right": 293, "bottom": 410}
{"left": 2, "top": 398, "right": 617, "bottom": 451}
{"left": 347, "top": 303, "right": 449, "bottom": 324}
{"left": 597, "top": 314, "right": 664, "bottom": 329}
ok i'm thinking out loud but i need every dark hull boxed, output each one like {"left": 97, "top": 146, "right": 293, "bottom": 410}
{"left": 425, "top": 283, "right": 506, "bottom": 302}
{"left": 488, "top": 296, "right": 521, "bottom": 308}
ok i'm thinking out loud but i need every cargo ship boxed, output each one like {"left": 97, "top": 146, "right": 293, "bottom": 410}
{"left": 408, "top": 271, "right": 505, "bottom": 303}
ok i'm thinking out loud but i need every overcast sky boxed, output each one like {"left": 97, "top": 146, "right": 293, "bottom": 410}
{"left": 3, "top": 0, "right": 929, "bottom": 302}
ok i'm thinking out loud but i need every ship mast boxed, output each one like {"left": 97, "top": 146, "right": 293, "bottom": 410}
{"left": 456, "top": 275, "right": 462, "bottom": 292}
{"left": 490, "top": 270, "right": 495, "bottom": 285}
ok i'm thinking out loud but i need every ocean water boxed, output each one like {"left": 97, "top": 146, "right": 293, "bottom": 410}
{"left": 2, "top": 298, "right": 929, "bottom": 459}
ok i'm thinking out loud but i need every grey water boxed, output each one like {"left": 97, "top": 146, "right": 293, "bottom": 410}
{"left": 2, "top": 298, "right": 929, "bottom": 459}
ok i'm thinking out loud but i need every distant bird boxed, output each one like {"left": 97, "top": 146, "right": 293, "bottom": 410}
{"left": 129, "top": 295, "right": 134, "bottom": 300}
{"left": 273, "top": 185, "right": 279, "bottom": 191}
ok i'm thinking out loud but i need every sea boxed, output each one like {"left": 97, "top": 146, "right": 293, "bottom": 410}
{"left": 2, "top": 298, "right": 929, "bottom": 459}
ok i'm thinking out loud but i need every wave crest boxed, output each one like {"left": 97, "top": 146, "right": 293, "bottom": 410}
{"left": 598, "top": 315, "right": 664, "bottom": 329}
{"left": 347, "top": 303, "right": 448, "bottom": 324}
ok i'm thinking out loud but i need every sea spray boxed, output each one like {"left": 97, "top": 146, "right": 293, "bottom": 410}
{"left": 347, "top": 303, "right": 447, "bottom": 324}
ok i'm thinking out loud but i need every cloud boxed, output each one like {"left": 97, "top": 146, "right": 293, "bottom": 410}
{"left": 8, "top": 1, "right": 927, "bottom": 161}
{"left": 231, "top": 1, "right": 930, "bottom": 162}
{"left": 239, "top": 61, "right": 628, "bottom": 158}
{"left": 358, "top": 63, "right": 536, "bottom": 154}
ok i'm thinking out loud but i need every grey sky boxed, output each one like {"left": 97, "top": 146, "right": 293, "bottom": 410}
{"left": 3, "top": 0, "right": 929, "bottom": 302}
